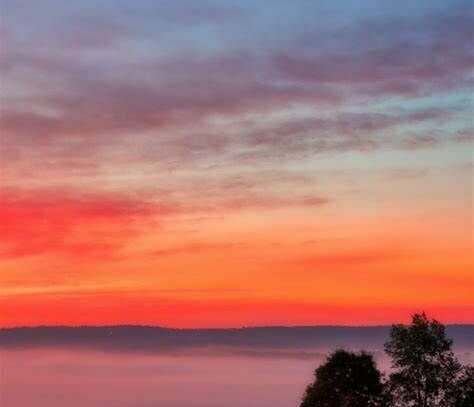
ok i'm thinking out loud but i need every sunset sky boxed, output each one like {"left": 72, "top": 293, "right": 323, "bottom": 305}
{"left": 1, "top": 0, "right": 472, "bottom": 327}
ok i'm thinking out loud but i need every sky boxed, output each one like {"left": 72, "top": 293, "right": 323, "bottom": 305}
{"left": 0, "top": 0, "right": 472, "bottom": 327}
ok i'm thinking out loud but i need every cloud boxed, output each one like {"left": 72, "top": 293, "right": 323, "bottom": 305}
{"left": 151, "top": 242, "right": 241, "bottom": 257}
{"left": 2, "top": 4, "right": 470, "bottom": 178}
{"left": 382, "top": 168, "right": 429, "bottom": 181}
{"left": 1, "top": 1, "right": 472, "bottom": 267}
{"left": 0, "top": 61, "right": 338, "bottom": 164}
{"left": 455, "top": 128, "right": 474, "bottom": 143}
{"left": 0, "top": 189, "right": 173, "bottom": 258}
{"left": 232, "top": 108, "right": 453, "bottom": 162}
{"left": 280, "top": 249, "right": 408, "bottom": 270}
{"left": 0, "top": 184, "right": 331, "bottom": 259}
{"left": 397, "top": 134, "right": 439, "bottom": 150}
{"left": 274, "top": 9, "right": 474, "bottom": 97}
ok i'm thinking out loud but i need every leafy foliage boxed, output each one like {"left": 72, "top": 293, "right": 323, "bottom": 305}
{"left": 385, "top": 313, "right": 464, "bottom": 407}
{"left": 300, "top": 349, "right": 385, "bottom": 407}
{"left": 453, "top": 366, "right": 474, "bottom": 407}
{"left": 299, "top": 313, "right": 472, "bottom": 407}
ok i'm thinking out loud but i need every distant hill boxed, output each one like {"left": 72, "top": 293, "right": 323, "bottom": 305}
{"left": 1, "top": 325, "right": 473, "bottom": 354}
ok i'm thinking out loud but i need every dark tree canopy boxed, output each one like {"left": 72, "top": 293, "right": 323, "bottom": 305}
{"left": 453, "top": 366, "right": 474, "bottom": 407}
{"left": 384, "top": 312, "right": 465, "bottom": 407}
{"left": 299, "top": 349, "right": 385, "bottom": 407}
{"left": 299, "top": 313, "right": 472, "bottom": 407}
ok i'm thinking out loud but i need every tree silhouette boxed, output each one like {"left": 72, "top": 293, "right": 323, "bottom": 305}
{"left": 299, "top": 349, "right": 385, "bottom": 407}
{"left": 384, "top": 312, "right": 465, "bottom": 407}
{"left": 299, "top": 313, "right": 473, "bottom": 407}
{"left": 453, "top": 366, "right": 474, "bottom": 407}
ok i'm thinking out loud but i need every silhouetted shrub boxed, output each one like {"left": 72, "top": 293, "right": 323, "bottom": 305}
{"left": 300, "top": 349, "right": 385, "bottom": 407}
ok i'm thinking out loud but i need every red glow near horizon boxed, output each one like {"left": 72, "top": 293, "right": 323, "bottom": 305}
{"left": 1, "top": 0, "right": 473, "bottom": 328}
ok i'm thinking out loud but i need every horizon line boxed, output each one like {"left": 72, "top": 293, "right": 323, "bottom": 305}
{"left": 2, "top": 323, "right": 474, "bottom": 331}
